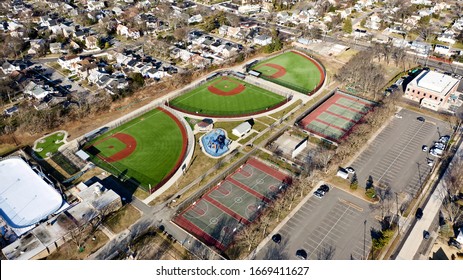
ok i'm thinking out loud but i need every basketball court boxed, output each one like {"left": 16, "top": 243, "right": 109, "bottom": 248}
{"left": 173, "top": 158, "right": 291, "bottom": 251}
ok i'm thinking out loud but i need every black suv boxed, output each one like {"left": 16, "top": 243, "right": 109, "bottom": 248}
{"left": 319, "top": 185, "right": 330, "bottom": 193}
{"left": 417, "top": 117, "right": 425, "bottom": 122}
{"left": 415, "top": 208, "right": 423, "bottom": 220}
{"left": 271, "top": 233, "right": 281, "bottom": 244}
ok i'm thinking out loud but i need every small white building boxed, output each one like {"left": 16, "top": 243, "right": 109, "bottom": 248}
{"left": 254, "top": 34, "right": 272, "bottom": 46}
{"left": 232, "top": 122, "right": 252, "bottom": 138}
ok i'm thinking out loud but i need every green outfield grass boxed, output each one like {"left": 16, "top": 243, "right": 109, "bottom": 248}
{"left": 86, "top": 108, "right": 186, "bottom": 191}
{"left": 169, "top": 76, "right": 286, "bottom": 117}
{"left": 35, "top": 132, "right": 66, "bottom": 158}
{"left": 252, "top": 51, "right": 324, "bottom": 94}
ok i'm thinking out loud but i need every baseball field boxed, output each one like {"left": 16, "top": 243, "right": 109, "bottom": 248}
{"left": 251, "top": 51, "right": 325, "bottom": 94}
{"left": 84, "top": 107, "right": 187, "bottom": 192}
{"left": 168, "top": 76, "right": 287, "bottom": 117}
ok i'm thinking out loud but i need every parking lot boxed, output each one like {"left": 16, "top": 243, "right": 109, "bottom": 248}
{"left": 350, "top": 108, "right": 452, "bottom": 198}
{"left": 255, "top": 187, "right": 379, "bottom": 260}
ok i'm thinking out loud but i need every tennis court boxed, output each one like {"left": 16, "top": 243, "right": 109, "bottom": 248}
{"left": 327, "top": 105, "right": 363, "bottom": 121}
{"left": 173, "top": 158, "right": 291, "bottom": 251}
{"left": 298, "top": 91, "right": 374, "bottom": 142}
{"left": 317, "top": 112, "right": 354, "bottom": 130}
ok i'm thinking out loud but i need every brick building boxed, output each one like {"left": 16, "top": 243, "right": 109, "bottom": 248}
{"left": 404, "top": 70, "right": 460, "bottom": 111}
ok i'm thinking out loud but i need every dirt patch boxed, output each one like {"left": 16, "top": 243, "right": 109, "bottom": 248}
{"left": 259, "top": 63, "right": 287, "bottom": 78}
{"left": 207, "top": 77, "right": 246, "bottom": 96}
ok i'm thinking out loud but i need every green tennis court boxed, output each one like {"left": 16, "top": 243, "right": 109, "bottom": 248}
{"left": 336, "top": 97, "right": 372, "bottom": 113}
{"left": 317, "top": 112, "right": 354, "bottom": 130}
{"left": 327, "top": 105, "right": 363, "bottom": 121}
{"left": 306, "top": 120, "right": 345, "bottom": 139}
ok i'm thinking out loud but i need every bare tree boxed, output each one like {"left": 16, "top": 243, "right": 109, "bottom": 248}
{"left": 439, "top": 157, "right": 463, "bottom": 223}
{"left": 316, "top": 243, "right": 336, "bottom": 260}
{"left": 315, "top": 146, "right": 334, "bottom": 173}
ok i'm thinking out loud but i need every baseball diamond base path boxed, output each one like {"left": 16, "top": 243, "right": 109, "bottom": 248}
{"left": 93, "top": 133, "right": 137, "bottom": 163}
{"left": 255, "top": 63, "right": 287, "bottom": 78}
{"left": 207, "top": 76, "right": 246, "bottom": 96}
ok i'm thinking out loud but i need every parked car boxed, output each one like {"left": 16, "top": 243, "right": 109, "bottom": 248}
{"left": 448, "top": 238, "right": 462, "bottom": 249}
{"left": 415, "top": 208, "right": 423, "bottom": 220}
{"left": 272, "top": 233, "right": 281, "bottom": 244}
{"left": 319, "top": 184, "right": 330, "bottom": 193}
{"left": 423, "top": 230, "right": 430, "bottom": 239}
{"left": 394, "top": 113, "right": 403, "bottom": 119}
{"left": 314, "top": 190, "right": 325, "bottom": 198}
{"left": 345, "top": 167, "right": 355, "bottom": 174}
{"left": 417, "top": 116, "right": 425, "bottom": 122}
{"left": 427, "top": 158, "right": 434, "bottom": 167}
{"left": 296, "top": 249, "right": 308, "bottom": 260}
{"left": 422, "top": 145, "right": 428, "bottom": 152}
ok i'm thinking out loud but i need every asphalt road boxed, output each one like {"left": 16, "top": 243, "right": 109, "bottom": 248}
{"left": 254, "top": 187, "right": 379, "bottom": 260}
{"left": 351, "top": 108, "right": 452, "bottom": 198}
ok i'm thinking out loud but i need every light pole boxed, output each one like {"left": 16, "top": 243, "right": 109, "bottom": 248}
{"left": 363, "top": 219, "right": 367, "bottom": 260}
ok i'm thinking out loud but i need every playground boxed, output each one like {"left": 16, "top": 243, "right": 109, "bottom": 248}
{"left": 168, "top": 76, "right": 287, "bottom": 117}
{"left": 298, "top": 91, "right": 375, "bottom": 142}
{"left": 200, "top": 129, "right": 231, "bottom": 157}
{"left": 251, "top": 50, "right": 325, "bottom": 95}
{"left": 33, "top": 131, "right": 67, "bottom": 159}
{"left": 173, "top": 158, "right": 291, "bottom": 250}
{"left": 84, "top": 107, "right": 188, "bottom": 193}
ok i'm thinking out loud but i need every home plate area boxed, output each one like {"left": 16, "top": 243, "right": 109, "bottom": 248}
{"left": 173, "top": 158, "right": 291, "bottom": 251}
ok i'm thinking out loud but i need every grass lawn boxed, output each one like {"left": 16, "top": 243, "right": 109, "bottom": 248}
{"left": 238, "top": 132, "right": 258, "bottom": 145}
{"left": 270, "top": 99, "right": 302, "bottom": 119}
{"left": 35, "top": 131, "right": 66, "bottom": 158}
{"left": 86, "top": 108, "right": 186, "bottom": 191}
{"left": 252, "top": 51, "right": 324, "bottom": 94}
{"left": 169, "top": 76, "right": 286, "bottom": 117}
{"left": 104, "top": 204, "right": 141, "bottom": 234}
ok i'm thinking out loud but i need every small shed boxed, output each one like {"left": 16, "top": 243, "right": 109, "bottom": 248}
{"left": 195, "top": 118, "right": 214, "bottom": 132}
{"left": 232, "top": 122, "right": 252, "bottom": 138}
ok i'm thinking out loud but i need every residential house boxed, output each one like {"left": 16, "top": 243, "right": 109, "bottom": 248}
{"left": 87, "top": 0, "right": 105, "bottom": 11}
{"left": 58, "top": 55, "right": 81, "bottom": 72}
{"left": 238, "top": 5, "right": 261, "bottom": 14}
{"left": 437, "top": 30, "right": 456, "bottom": 45}
{"left": 219, "top": 25, "right": 229, "bottom": 36}
{"left": 24, "top": 81, "right": 52, "bottom": 100}
{"left": 254, "top": 34, "right": 272, "bottom": 46}
{"left": 116, "top": 24, "right": 140, "bottom": 39}
{"left": 27, "top": 39, "right": 46, "bottom": 55}
{"left": 1, "top": 61, "right": 21, "bottom": 74}
{"left": 188, "top": 14, "right": 203, "bottom": 24}
{"left": 49, "top": 43, "right": 62, "bottom": 54}
{"left": 434, "top": 44, "right": 451, "bottom": 56}
{"left": 410, "top": 41, "right": 431, "bottom": 55}
{"left": 4, "top": 106, "right": 19, "bottom": 116}
{"left": 366, "top": 13, "right": 381, "bottom": 30}
{"left": 85, "top": 35, "right": 99, "bottom": 49}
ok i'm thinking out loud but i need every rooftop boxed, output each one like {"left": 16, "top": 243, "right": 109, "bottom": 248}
{"left": 0, "top": 157, "right": 64, "bottom": 229}
{"left": 413, "top": 70, "right": 460, "bottom": 96}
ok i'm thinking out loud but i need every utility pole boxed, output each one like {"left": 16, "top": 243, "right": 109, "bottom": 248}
{"left": 363, "top": 219, "right": 367, "bottom": 260}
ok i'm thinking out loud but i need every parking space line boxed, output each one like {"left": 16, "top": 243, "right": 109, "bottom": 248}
{"left": 307, "top": 205, "right": 353, "bottom": 259}
{"left": 376, "top": 122, "right": 426, "bottom": 184}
